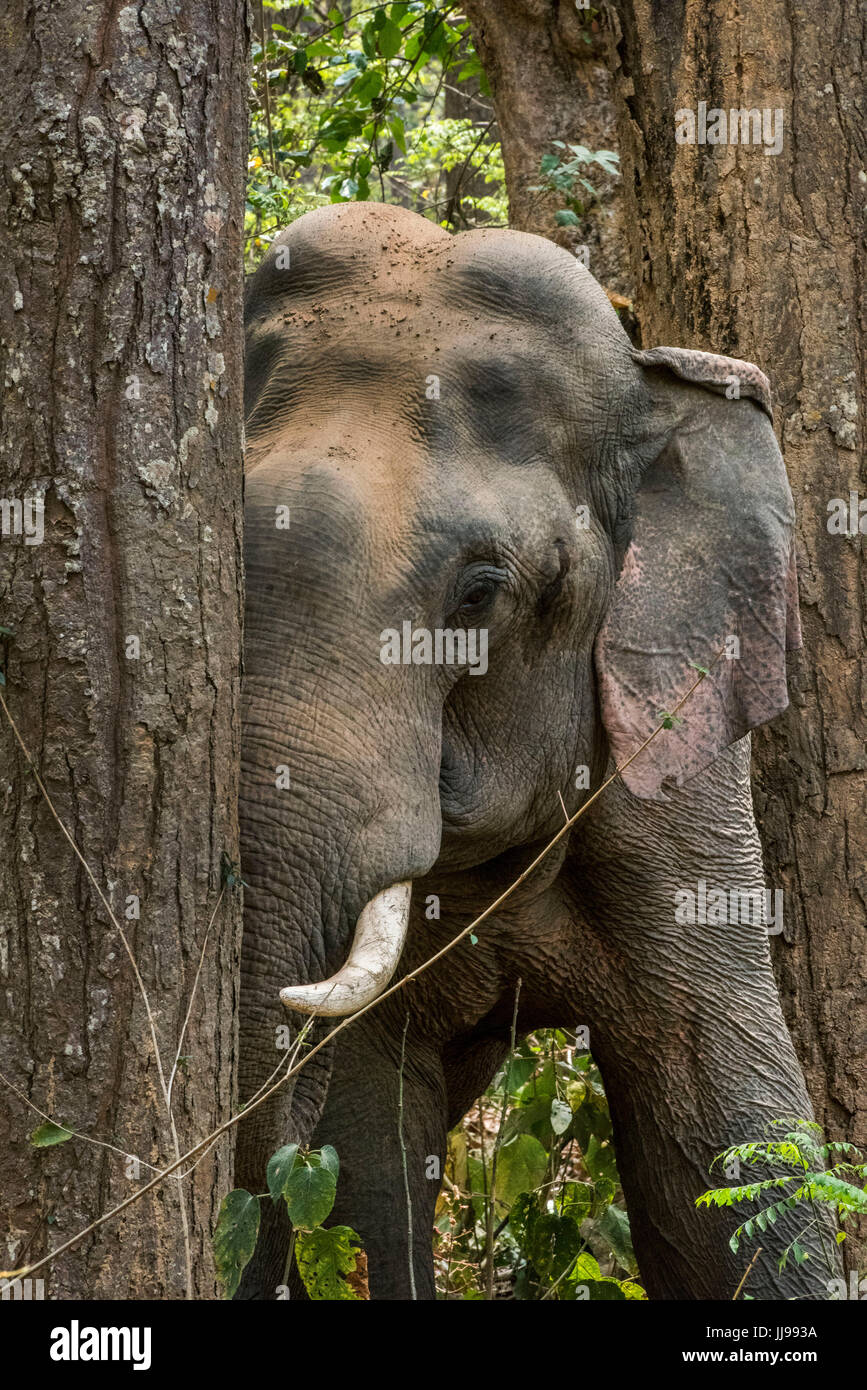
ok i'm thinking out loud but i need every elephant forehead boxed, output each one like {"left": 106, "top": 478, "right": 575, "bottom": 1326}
{"left": 245, "top": 208, "right": 630, "bottom": 428}
{"left": 244, "top": 312, "right": 622, "bottom": 472}
{"left": 249, "top": 202, "right": 617, "bottom": 327}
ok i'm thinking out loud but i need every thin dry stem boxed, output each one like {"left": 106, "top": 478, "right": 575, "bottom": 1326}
{"left": 0, "top": 654, "right": 720, "bottom": 1285}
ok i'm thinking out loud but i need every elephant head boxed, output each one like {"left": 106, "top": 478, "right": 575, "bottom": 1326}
{"left": 236, "top": 202, "right": 825, "bottom": 1299}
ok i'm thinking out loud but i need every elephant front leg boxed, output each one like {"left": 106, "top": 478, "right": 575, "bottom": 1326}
{"left": 567, "top": 739, "right": 840, "bottom": 1300}
{"left": 308, "top": 1012, "right": 448, "bottom": 1300}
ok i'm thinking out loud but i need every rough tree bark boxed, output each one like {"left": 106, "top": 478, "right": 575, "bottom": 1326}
{"left": 0, "top": 0, "right": 248, "bottom": 1298}
{"left": 464, "top": 0, "right": 631, "bottom": 299}
{"left": 604, "top": 0, "right": 867, "bottom": 1273}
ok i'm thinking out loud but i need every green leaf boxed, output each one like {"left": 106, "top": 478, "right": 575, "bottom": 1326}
{"left": 529, "top": 1212, "right": 583, "bottom": 1282}
{"left": 266, "top": 1143, "right": 300, "bottom": 1203}
{"left": 560, "top": 1180, "right": 593, "bottom": 1224}
{"left": 592, "top": 149, "right": 621, "bottom": 175}
{"left": 378, "top": 18, "right": 403, "bottom": 60}
{"left": 467, "top": 1153, "right": 489, "bottom": 1222}
{"left": 353, "top": 68, "right": 384, "bottom": 104}
{"left": 213, "top": 1190, "right": 260, "bottom": 1299}
{"left": 284, "top": 1162, "right": 337, "bottom": 1229}
{"left": 30, "top": 1121, "right": 73, "bottom": 1147}
{"left": 507, "top": 1191, "right": 536, "bottom": 1249}
{"left": 657, "top": 709, "right": 683, "bottom": 729}
{"left": 527, "top": 1059, "right": 557, "bottom": 1101}
{"left": 320, "top": 113, "right": 364, "bottom": 144}
{"left": 550, "top": 1098, "right": 572, "bottom": 1135}
{"left": 597, "top": 1202, "right": 637, "bottom": 1274}
{"left": 315, "top": 1144, "right": 340, "bottom": 1178}
{"left": 292, "top": 47, "right": 308, "bottom": 72}
{"left": 389, "top": 114, "right": 407, "bottom": 155}
{"left": 493, "top": 1133, "right": 548, "bottom": 1208}
{"left": 421, "top": 10, "right": 444, "bottom": 50}
{"left": 585, "top": 1133, "right": 618, "bottom": 1186}
{"left": 572, "top": 1252, "right": 601, "bottom": 1281}
{"left": 295, "top": 1225, "right": 363, "bottom": 1300}
{"left": 503, "top": 1095, "right": 554, "bottom": 1146}
{"left": 580, "top": 1278, "right": 627, "bottom": 1301}
{"left": 361, "top": 20, "right": 378, "bottom": 58}
{"left": 555, "top": 209, "right": 580, "bottom": 226}
{"left": 456, "top": 58, "right": 481, "bottom": 82}
{"left": 503, "top": 1053, "right": 537, "bottom": 1093}
{"left": 621, "top": 1279, "right": 647, "bottom": 1300}
{"left": 591, "top": 1175, "right": 616, "bottom": 1214}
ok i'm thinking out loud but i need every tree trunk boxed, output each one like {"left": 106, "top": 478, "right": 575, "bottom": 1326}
{"left": 0, "top": 0, "right": 248, "bottom": 1298}
{"left": 602, "top": 0, "right": 866, "bottom": 1271}
{"left": 464, "top": 0, "right": 632, "bottom": 301}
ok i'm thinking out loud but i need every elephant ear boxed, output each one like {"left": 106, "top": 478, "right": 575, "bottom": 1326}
{"left": 595, "top": 347, "right": 801, "bottom": 800}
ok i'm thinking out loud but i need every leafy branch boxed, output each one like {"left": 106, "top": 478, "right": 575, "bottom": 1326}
{"left": 696, "top": 1118, "right": 867, "bottom": 1284}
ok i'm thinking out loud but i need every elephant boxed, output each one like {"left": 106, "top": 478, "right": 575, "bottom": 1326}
{"left": 235, "top": 201, "right": 838, "bottom": 1301}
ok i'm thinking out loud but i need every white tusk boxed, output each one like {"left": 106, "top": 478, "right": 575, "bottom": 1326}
{"left": 280, "top": 881, "right": 412, "bottom": 1017}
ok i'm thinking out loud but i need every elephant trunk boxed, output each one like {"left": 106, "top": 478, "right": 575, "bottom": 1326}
{"left": 280, "top": 880, "right": 412, "bottom": 1016}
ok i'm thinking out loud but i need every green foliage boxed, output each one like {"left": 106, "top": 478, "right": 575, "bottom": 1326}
{"left": 246, "top": 1, "right": 506, "bottom": 267}
{"left": 266, "top": 1142, "right": 300, "bottom": 1203}
{"left": 284, "top": 1156, "right": 338, "bottom": 1229}
{"left": 29, "top": 1121, "right": 73, "bottom": 1148}
{"left": 295, "top": 1224, "right": 365, "bottom": 1300}
{"left": 213, "top": 1189, "right": 261, "bottom": 1299}
{"left": 529, "top": 141, "right": 620, "bottom": 221}
{"left": 493, "top": 1132, "right": 548, "bottom": 1209}
{"left": 400, "top": 116, "right": 505, "bottom": 223}
{"left": 434, "top": 1031, "right": 645, "bottom": 1299}
{"left": 657, "top": 709, "right": 683, "bottom": 730}
{"left": 213, "top": 1143, "right": 364, "bottom": 1300}
{"left": 219, "top": 850, "right": 248, "bottom": 890}
{"left": 696, "top": 1118, "right": 867, "bottom": 1283}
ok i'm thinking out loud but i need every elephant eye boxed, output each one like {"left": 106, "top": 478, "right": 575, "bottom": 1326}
{"left": 460, "top": 582, "right": 493, "bottom": 611}
{"left": 452, "top": 565, "right": 506, "bottom": 618}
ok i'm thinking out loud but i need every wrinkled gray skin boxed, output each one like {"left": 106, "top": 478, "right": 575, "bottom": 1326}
{"left": 235, "top": 203, "right": 838, "bottom": 1300}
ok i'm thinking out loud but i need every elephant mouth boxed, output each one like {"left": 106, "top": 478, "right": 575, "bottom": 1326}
{"left": 279, "top": 881, "right": 413, "bottom": 1017}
